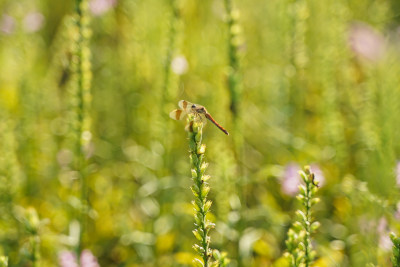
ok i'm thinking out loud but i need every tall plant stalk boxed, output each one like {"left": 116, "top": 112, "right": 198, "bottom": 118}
{"left": 161, "top": 0, "right": 179, "bottom": 107}
{"left": 223, "top": 2, "right": 244, "bottom": 265}
{"left": 159, "top": 0, "right": 181, "bottom": 172}
{"left": 391, "top": 233, "right": 400, "bottom": 267}
{"left": 285, "top": 166, "right": 320, "bottom": 267}
{"left": 184, "top": 115, "right": 229, "bottom": 267}
{"left": 224, "top": 0, "right": 241, "bottom": 120}
{"left": 223, "top": 0, "right": 243, "bottom": 156}
{"left": 188, "top": 115, "right": 214, "bottom": 266}
{"left": 70, "top": 0, "right": 92, "bottom": 255}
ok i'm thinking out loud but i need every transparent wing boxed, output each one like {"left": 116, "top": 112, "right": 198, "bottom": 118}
{"left": 178, "top": 100, "right": 193, "bottom": 113}
{"left": 169, "top": 109, "right": 187, "bottom": 120}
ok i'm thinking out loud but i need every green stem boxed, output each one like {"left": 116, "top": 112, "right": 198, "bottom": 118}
{"left": 188, "top": 117, "right": 213, "bottom": 266}
{"left": 72, "top": 0, "right": 91, "bottom": 255}
{"left": 161, "top": 0, "right": 179, "bottom": 107}
{"left": 304, "top": 182, "right": 311, "bottom": 267}
{"left": 31, "top": 235, "right": 40, "bottom": 267}
{"left": 224, "top": 0, "right": 240, "bottom": 118}
{"left": 285, "top": 166, "right": 319, "bottom": 267}
{"left": 301, "top": 167, "right": 318, "bottom": 267}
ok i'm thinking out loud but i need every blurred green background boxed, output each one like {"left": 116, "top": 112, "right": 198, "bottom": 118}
{"left": 1, "top": 0, "right": 400, "bottom": 266}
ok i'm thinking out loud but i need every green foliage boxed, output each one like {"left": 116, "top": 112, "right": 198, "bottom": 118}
{"left": 391, "top": 233, "right": 400, "bottom": 267}
{"left": 186, "top": 115, "right": 229, "bottom": 266}
{"left": 70, "top": 0, "right": 92, "bottom": 254}
{"left": 1, "top": 0, "right": 400, "bottom": 266}
{"left": 223, "top": 0, "right": 242, "bottom": 118}
{"left": 285, "top": 166, "right": 319, "bottom": 267}
{"left": 0, "top": 257, "right": 7, "bottom": 267}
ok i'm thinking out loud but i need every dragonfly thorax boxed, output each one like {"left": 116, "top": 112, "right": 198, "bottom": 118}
{"left": 192, "top": 105, "right": 207, "bottom": 114}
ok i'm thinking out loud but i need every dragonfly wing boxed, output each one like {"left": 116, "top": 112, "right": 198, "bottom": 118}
{"left": 169, "top": 109, "right": 187, "bottom": 120}
{"left": 178, "top": 100, "right": 193, "bottom": 113}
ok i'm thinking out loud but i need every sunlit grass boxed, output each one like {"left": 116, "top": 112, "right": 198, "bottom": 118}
{"left": 1, "top": 0, "right": 400, "bottom": 266}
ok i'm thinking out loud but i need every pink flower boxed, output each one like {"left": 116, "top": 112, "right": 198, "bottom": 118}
{"left": 89, "top": 0, "right": 117, "bottom": 16}
{"left": 23, "top": 12, "right": 45, "bottom": 33}
{"left": 377, "top": 217, "right": 391, "bottom": 251}
{"left": 80, "top": 250, "right": 100, "bottom": 267}
{"left": 0, "top": 14, "right": 15, "bottom": 35}
{"left": 395, "top": 202, "right": 400, "bottom": 220}
{"left": 396, "top": 161, "right": 400, "bottom": 187}
{"left": 281, "top": 163, "right": 301, "bottom": 196}
{"left": 348, "top": 22, "right": 385, "bottom": 62}
{"left": 59, "top": 250, "right": 100, "bottom": 267}
{"left": 59, "top": 251, "right": 78, "bottom": 267}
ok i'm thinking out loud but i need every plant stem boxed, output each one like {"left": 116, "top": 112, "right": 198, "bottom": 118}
{"left": 286, "top": 166, "right": 319, "bottom": 267}
{"left": 161, "top": 0, "right": 179, "bottom": 108}
{"left": 224, "top": 0, "right": 240, "bottom": 118}
{"left": 391, "top": 233, "right": 400, "bottom": 267}
{"left": 300, "top": 166, "right": 319, "bottom": 267}
{"left": 71, "top": 0, "right": 92, "bottom": 255}
{"left": 187, "top": 116, "right": 214, "bottom": 266}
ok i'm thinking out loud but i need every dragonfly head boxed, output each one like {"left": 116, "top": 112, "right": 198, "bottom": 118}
{"left": 190, "top": 103, "right": 207, "bottom": 115}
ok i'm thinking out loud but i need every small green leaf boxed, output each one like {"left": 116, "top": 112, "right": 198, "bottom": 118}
{"left": 191, "top": 185, "right": 199, "bottom": 197}
{"left": 191, "top": 169, "right": 197, "bottom": 178}
{"left": 193, "top": 229, "right": 203, "bottom": 241}
{"left": 193, "top": 244, "right": 205, "bottom": 255}
{"left": 311, "top": 197, "right": 320, "bottom": 205}
{"left": 204, "top": 200, "right": 212, "bottom": 213}
{"left": 296, "top": 210, "right": 307, "bottom": 222}
{"left": 303, "top": 166, "right": 311, "bottom": 175}
{"left": 299, "top": 171, "right": 307, "bottom": 183}
{"left": 293, "top": 221, "right": 302, "bottom": 231}
{"left": 213, "top": 249, "right": 221, "bottom": 260}
{"left": 205, "top": 220, "right": 215, "bottom": 230}
{"left": 191, "top": 200, "right": 198, "bottom": 211}
{"left": 197, "top": 144, "right": 206, "bottom": 154}
{"left": 193, "top": 258, "right": 204, "bottom": 267}
{"left": 195, "top": 131, "right": 202, "bottom": 142}
{"left": 311, "top": 221, "right": 320, "bottom": 232}
{"left": 200, "top": 163, "right": 208, "bottom": 175}
{"left": 191, "top": 155, "right": 199, "bottom": 166}
{"left": 201, "top": 185, "right": 210, "bottom": 198}
{"left": 202, "top": 175, "right": 211, "bottom": 183}
{"left": 194, "top": 214, "right": 202, "bottom": 225}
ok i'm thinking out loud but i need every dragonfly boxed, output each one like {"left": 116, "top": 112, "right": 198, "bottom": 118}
{"left": 169, "top": 100, "right": 229, "bottom": 135}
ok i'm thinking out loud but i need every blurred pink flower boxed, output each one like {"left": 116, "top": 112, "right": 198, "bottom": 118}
{"left": 377, "top": 217, "right": 391, "bottom": 251}
{"left": 309, "top": 164, "right": 325, "bottom": 187}
{"left": 23, "top": 12, "right": 45, "bottom": 33}
{"left": 59, "top": 251, "right": 78, "bottom": 267}
{"left": 281, "top": 162, "right": 301, "bottom": 196}
{"left": 0, "top": 14, "right": 15, "bottom": 35}
{"left": 59, "top": 250, "right": 100, "bottom": 267}
{"left": 395, "top": 202, "right": 400, "bottom": 220}
{"left": 348, "top": 22, "right": 385, "bottom": 62}
{"left": 80, "top": 250, "right": 100, "bottom": 267}
{"left": 89, "top": 0, "right": 117, "bottom": 16}
{"left": 396, "top": 161, "right": 400, "bottom": 187}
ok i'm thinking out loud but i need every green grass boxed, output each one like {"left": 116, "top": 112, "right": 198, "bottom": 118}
{"left": 1, "top": 0, "right": 400, "bottom": 266}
